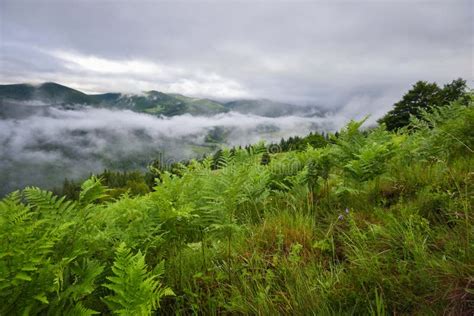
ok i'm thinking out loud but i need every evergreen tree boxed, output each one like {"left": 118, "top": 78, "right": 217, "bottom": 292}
{"left": 260, "top": 152, "right": 271, "bottom": 166}
{"left": 211, "top": 149, "right": 223, "bottom": 170}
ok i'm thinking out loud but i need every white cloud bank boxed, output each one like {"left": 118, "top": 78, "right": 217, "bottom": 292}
{"left": 0, "top": 105, "right": 348, "bottom": 194}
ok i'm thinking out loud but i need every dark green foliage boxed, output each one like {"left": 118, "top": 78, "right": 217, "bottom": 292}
{"left": 380, "top": 81, "right": 441, "bottom": 131}
{"left": 57, "top": 170, "right": 150, "bottom": 200}
{"left": 211, "top": 149, "right": 223, "bottom": 170}
{"left": 204, "top": 126, "right": 229, "bottom": 144}
{"left": 439, "top": 78, "right": 471, "bottom": 105}
{"left": 0, "top": 83, "right": 227, "bottom": 116}
{"left": 0, "top": 83, "right": 35, "bottom": 100}
{"left": 60, "top": 178, "right": 82, "bottom": 200}
{"left": 0, "top": 82, "right": 93, "bottom": 105}
{"left": 260, "top": 152, "right": 271, "bottom": 165}
{"left": 379, "top": 78, "right": 468, "bottom": 131}
{"left": 276, "top": 131, "right": 328, "bottom": 152}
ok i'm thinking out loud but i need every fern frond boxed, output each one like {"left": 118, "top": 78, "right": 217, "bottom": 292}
{"left": 79, "top": 177, "right": 109, "bottom": 205}
{"left": 24, "top": 187, "right": 77, "bottom": 216}
{"left": 103, "top": 243, "right": 173, "bottom": 315}
{"left": 67, "top": 302, "right": 100, "bottom": 316}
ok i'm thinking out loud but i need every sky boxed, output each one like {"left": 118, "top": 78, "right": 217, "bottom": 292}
{"left": 1, "top": 0, "right": 473, "bottom": 112}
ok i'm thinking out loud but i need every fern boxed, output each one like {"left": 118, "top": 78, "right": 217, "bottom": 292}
{"left": 67, "top": 302, "right": 100, "bottom": 316}
{"left": 79, "top": 176, "right": 109, "bottom": 205}
{"left": 0, "top": 190, "right": 67, "bottom": 315}
{"left": 49, "top": 258, "right": 104, "bottom": 313}
{"left": 103, "top": 243, "right": 173, "bottom": 315}
{"left": 216, "top": 148, "right": 234, "bottom": 168}
{"left": 24, "top": 187, "right": 77, "bottom": 216}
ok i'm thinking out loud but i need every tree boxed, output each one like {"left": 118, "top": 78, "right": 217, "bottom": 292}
{"left": 439, "top": 78, "right": 469, "bottom": 106}
{"left": 260, "top": 152, "right": 271, "bottom": 166}
{"left": 211, "top": 149, "right": 223, "bottom": 170}
{"left": 379, "top": 81, "right": 441, "bottom": 131}
{"left": 301, "top": 133, "right": 327, "bottom": 149}
{"left": 379, "top": 78, "right": 468, "bottom": 131}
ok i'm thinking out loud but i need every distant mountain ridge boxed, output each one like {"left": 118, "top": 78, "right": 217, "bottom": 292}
{"left": 0, "top": 82, "right": 92, "bottom": 105}
{"left": 0, "top": 82, "right": 323, "bottom": 117}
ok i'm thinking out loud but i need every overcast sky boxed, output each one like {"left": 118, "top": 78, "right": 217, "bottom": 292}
{"left": 1, "top": 0, "right": 472, "bottom": 112}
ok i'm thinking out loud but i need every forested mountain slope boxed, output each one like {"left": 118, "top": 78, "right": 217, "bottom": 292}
{"left": 0, "top": 82, "right": 227, "bottom": 116}
{"left": 1, "top": 97, "right": 472, "bottom": 315}
{"left": 0, "top": 82, "right": 324, "bottom": 117}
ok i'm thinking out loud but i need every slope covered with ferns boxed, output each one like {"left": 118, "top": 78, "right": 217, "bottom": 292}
{"left": 0, "top": 100, "right": 473, "bottom": 315}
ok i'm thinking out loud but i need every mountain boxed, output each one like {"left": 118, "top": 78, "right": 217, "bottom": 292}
{"left": 224, "top": 99, "right": 323, "bottom": 117}
{"left": 225, "top": 99, "right": 286, "bottom": 117}
{"left": 0, "top": 82, "right": 94, "bottom": 105}
{"left": 98, "top": 91, "right": 228, "bottom": 116}
{"left": 168, "top": 93, "right": 228, "bottom": 115}
{"left": 0, "top": 83, "right": 229, "bottom": 116}
{"left": 0, "top": 82, "right": 323, "bottom": 117}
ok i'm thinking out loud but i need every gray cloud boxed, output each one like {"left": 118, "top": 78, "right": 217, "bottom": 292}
{"left": 1, "top": 0, "right": 472, "bottom": 113}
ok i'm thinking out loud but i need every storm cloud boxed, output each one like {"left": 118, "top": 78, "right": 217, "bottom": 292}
{"left": 1, "top": 0, "right": 472, "bottom": 114}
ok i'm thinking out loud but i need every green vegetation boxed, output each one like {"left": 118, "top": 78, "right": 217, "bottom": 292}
{"left": 58, "top": 170, "right": 151, "bottom": 201}
{"left": 1, "top": 88, "right": 473, "bottom": 314}
{"left": 0, "top": 82, "right": 326, "bottom": 118}
{"left": 0, "top": 82, "right": 93, "bottom": 104}
{"left": 169, "top": 94, "right": 228, "bottom": 115}
{"left": 0, "top": 83, "right": 227, "bottom": 116}
{"left": 54, "top": 131, "right": 330, "bottom": 200}
{"left": 379, "top": 78, "right": 469, "bottom": 131}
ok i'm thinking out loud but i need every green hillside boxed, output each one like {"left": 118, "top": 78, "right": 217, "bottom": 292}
{"left": 1, "top": 96, "right": 472, "bottom": 314}
{"left": 0, "top": 83, "right": 227, "bottom": 116}
{"left": 0, "top": 83, "right": 36, "bottom": 101}
{"left": 224, "top": 99, "right": 323, "bottom": 117}
{"left": 0, "top": 82, "right": 94, "bottom": 105}
{"left": 169, "top": 93, "right": 228, "bottom": 115}
{"left": 225, "top": 99, "right": 296, "bottom": 117}
{"left": 0, "top": 82, "right": 325, "bottom": 117}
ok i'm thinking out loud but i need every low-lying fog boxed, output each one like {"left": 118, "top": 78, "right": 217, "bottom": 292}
{"left": 0, "top": 103, "right": 356, "bottom": 195}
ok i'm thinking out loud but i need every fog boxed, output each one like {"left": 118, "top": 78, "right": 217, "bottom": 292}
{"left": 0, "top": 104, "right": 358, "bottom": 195}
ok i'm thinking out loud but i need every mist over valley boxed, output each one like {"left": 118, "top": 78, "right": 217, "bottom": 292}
{"left": 0, "top": 82, "right": 343, "bottom": 195}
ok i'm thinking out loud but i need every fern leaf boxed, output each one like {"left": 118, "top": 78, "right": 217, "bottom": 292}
{"left": 103, "top": 243, "right": 173, "bottom": 315}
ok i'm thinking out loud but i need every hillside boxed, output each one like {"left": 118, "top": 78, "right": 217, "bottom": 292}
{"left": 0, "top": 82, "right": 321, "bottom": 117}
{"left": 169, "top": 93, "right": 228, "bottom": 115}
{"left": 0, "top": 83, "right": 227, "bottom": 116}
{"left": 0, "top": 82, "right": 93, "bottom": 105}
{"left": 1, "top": 99, "right": 472, "bottom": 315}
{"left": 225, "top": 99, "right": 324, "bottom": 117}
